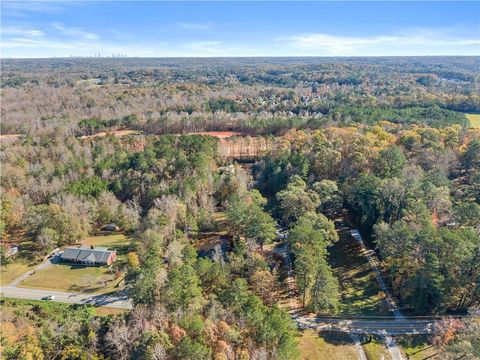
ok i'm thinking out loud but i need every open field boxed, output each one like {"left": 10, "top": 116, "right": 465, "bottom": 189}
{"left": 329, "top": 232, "right": 389, "bottom": 316}
{"left": 0, "top": 260, "right": 32, "bottom": 286}
{"left": 466, "top": 113, "right": 480, "bottom": 128}
{"left": 363, "top": 340, "right": 392, "bottom": 360}
{"left": 18, "top": 234, "right": 132, "bottom": 294}
{"left": 83, "top": 233, "right": 132, "bottom": 256}
{"left": 297, "top": 330, "right": 358, "bottom": 360}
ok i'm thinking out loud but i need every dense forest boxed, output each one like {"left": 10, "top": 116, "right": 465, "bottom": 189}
{"left": 1, "top": 58, "right": 479, "bottom": 359}
{"left": 1, "top": 57, "right": 479, "bottom": 135}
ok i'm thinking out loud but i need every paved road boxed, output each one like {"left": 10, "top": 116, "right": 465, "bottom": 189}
{"left": 293, "top": 316, "right": 434, "bottom": 335}
{"left": 1, "top": 285, "right": 133, "bottom": 309}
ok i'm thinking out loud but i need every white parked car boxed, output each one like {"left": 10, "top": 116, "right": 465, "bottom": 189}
{"left": 42, "top": 295, "right": 55, "bottom": 300}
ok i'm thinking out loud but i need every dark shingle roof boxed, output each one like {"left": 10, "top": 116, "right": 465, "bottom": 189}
{"left": 60, "top": 246, "right": 115, "bottom": 264}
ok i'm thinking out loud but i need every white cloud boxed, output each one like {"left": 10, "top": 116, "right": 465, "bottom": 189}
{"left": 185, "top": 41, "right": 223, "bottom": 53}
{"left": 1, "top": 1, "right": 71, "bottom": 17}
{"left": 0, "top": 36, "right": 170, "bottom": 57}
{"left": 1, "top": 26, "right": 45, "bottom": 37}
{"left": 2, "top": 25, "right": 478, "bottom": 58}
{"left": 174, "top": 22, "right": 213, "bottom": 31}
{"left": 0, "top": 36, "right": 255, "bottom": 57}
{"left": 280, "top": 28, "right": 480, "bottom": 55}
{"left": 51, "top": 23, "right": 99, "bottom": 40}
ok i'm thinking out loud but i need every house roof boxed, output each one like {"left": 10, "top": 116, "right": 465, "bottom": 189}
{"left": 62, "top": 247, "right": 82, "bottom": 260}
{"left": 60, "top": 246, "right": 115, "bottom": 264}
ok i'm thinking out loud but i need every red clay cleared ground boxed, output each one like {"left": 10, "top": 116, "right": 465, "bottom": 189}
{"left": 186, "top": 131, "right": 244, "bottom": 139}
{"left": 0, "top": 134, "right": 21, "bottom": 143}
{"left": 79, "top": 130, "right": 141, "bottom": 139}
{"left": 78, "top": 129, "right": 141, "bottom": 139}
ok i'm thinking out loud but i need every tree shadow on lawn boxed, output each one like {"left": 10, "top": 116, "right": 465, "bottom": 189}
{"left": 69, "top": 275, "right": 121, "bottom": 294}
{"left": 70, "top": 285, "right": 115, "bottom": 294}
{"left": 111, "top": 243, "right": 131, "bottom": 257}
{"left": 63, "top": 263, "right": 89, "bottom": 270}
{"left": 319, "top": 330, "right": 356, "bottom": 346}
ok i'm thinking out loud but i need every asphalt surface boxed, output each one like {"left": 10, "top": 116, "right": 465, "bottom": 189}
{"left": 1, "top": 285, "right": 133, "bottom": 309}
{"left": 293, "top": 316, "right": 434, "bottom": 335}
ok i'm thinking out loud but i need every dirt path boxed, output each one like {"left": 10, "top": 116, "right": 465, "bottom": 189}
{"left": 350, "top": 229, "right": 405, "bottom": 360}
{"left": 186, "top": 131, "right": 244, "bottom": 139}
{"left": 271, "top": 244, "right": 301, "bottom": 312}
{"left": 272, "top": 243, "right": 369, "bottom": 360}
{"left": 350, "top": 334, "right": 368, "bottom": 360}
{"left": 0, "top": 134, "right": 21, "bottom": 143}
{"left": 78, "top": 129, "right": 141, "bottom": 139}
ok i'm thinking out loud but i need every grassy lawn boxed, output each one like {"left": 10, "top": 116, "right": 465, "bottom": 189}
{"left": 1, "top": 298, "right": 96, "bottom": 317}
{"left": 83, "top": 233, "right": 133, "bottom": 265}
{"left": 398, "top": 336, "right": 439, "bottom": 360}
{"left": 466, "top": 113, "right": 480, "bottom": 128}
{"left": 363, "top": 340, "right": 392, "bottom": 360}
{"left": 298, "top": 330, "right": 358, "bottom": 360}
{"left": 19, "top": 263, "right": 123, "bottom": 294}
{"left": 0, "top": 260, "right": 32, "bottom": 286}
{"left": 19, "top": 234, "right": 132, "bottom": 294}
{"left": 95, "top": 306, "right": 128, "bottom": 316}
{"left": 83, "top": 233, "right": 131, "bottom": 253}
{"left": 2, "top": 298, "right": 127, "bottom": 319}
{"left": 329, "top": 232, "right": 390, "bottom": 316}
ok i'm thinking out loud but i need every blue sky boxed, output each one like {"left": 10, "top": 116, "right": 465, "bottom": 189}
{"left": 1, "top": 1, "right": 479, "bottom": 58}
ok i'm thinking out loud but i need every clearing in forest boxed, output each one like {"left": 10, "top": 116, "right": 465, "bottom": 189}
{"left": 328, "top": 229, "right": 391, "bottom": 316}
{"left": 297, "top": 330, "right": 358, "bottom": 360}
{"left": 186, "top": 131, "right": 244, "bottom": 139}
{"left": 78, "top": 129, "right": 141, "bottom": 139}
{"left": 18, "top": 234, "right": 132, "bottom": 294}
{"left": 466, "top": 113, "right": 480, "bottom": 128}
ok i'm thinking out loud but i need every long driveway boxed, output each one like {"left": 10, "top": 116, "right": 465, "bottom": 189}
{"left": 350, "top": 229, "right": 405, "bottom": 360}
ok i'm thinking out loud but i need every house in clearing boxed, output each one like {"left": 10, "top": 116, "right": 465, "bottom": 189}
{"left": 101, "top": 223, "right": 120, "bottom": 232}
{"left": 60, "top": 246, "right": 117, "bottom": 266}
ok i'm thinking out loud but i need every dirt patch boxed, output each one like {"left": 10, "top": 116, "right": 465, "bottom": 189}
{"left": 79, "top": 129, "right": 141, "bottom": 139}
{"left": 186, "top": 131, "right": 245, "bottom": 139}
{"left": 0, "top": 134, "right": 21, "bottom": 143}
{"left": 219, "top": 136, "right": 270, "bottom": 159}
